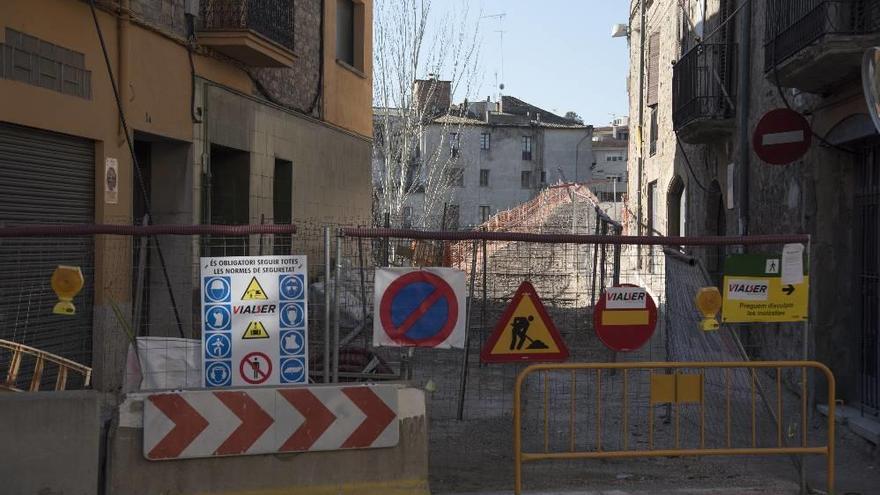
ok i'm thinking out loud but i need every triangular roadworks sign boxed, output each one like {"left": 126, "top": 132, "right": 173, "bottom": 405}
{"left": 480, "top": 281, "right": 569, "bottom": 363}
{"left": 241, "top": 277, "right": 268, "bottom": 301}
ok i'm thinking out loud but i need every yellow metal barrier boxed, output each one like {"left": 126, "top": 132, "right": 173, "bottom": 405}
{"left": 0, "top": 339, "right": 92, "bottom": 392}
{"left": 513, "top": 361, "right": 835, "bottom": 494}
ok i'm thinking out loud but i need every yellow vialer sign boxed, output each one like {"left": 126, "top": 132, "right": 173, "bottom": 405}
{"left": 721, "top": 252, "right": 809, "bottom": 323}
{"left": 480, "top": 282, "right": 569, "bottom": 363}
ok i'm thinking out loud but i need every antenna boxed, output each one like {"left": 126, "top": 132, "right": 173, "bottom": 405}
{"left": 481, "top": 13, "right": 507, "bottom": 99}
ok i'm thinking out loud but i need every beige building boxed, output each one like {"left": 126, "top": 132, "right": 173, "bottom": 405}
{"left": 0, "top": 0, "right": 373, "bottom": 390}
{"left": 627, "top": 0, "right": 880, "bottom": 414}
{"left": 590, "top": 117, "right": 629, "bottom": 202}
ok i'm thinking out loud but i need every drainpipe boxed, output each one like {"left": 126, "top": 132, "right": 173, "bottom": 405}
{"left": 117, "top": 0, "right": 130, "bottom": 143}
{"left": 636, "top": 0, "right": 646, "bottom": 240}
{"left": 737, "top": 0, "right": 752, "bottom": 235}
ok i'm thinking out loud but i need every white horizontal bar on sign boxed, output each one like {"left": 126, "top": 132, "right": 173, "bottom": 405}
{"left": 762, "top": 130, "right": 805, "bottom": 146}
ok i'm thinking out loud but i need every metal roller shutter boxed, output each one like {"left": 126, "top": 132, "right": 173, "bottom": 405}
{"left": 0, "top": 122, "right": 95, "bottom": 375}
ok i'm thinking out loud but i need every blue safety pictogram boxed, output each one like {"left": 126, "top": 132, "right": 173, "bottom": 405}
{"left": 204, "top": 276, "right": 231, "bottom": 303}
{"left": 279, "top": 302, "right": 305, "bottom": 328}
{"left": 205, "top": 361, "right": 232, "bottom": 387}
{"left": 279, "top": 357, "right": 306, "bottom": 383}
{"left": 205, "top": 333, "right": 231, "bottom": 359}
{"left": 279, "top": 329, "right": 306, "bottom": 356}
{"left": 205, "top": 305, "right": 231, "bottom": 331}
{"left": 279, "top": 274, "right": 305, "bottom": 300}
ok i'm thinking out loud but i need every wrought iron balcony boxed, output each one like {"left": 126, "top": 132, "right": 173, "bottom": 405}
{"left": 765, "top": 0, "right": 880, "bottom": 93}
{"left": 198, "top": 0, "right": 295, "bottom": 68}
{"left": 672, "top": 43, "right": 737, "bottom": 144}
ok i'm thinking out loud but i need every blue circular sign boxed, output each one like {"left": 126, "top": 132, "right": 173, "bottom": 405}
{"left": 206, "top": 361, "right": 231, "bottom": 387}
{"left": 205, "top": 305, "right": 231, "bottom": 331}
{"left": 279, "top": 302, "right": 305, "bottom": 328}
{"left": 379, "top": 272, "right": 459, "bottom": 346}
{"left": 204, "top": 276, "right": 231, "bottom": 303}
{"left": 280, "top": 357, "right": 306, "bottom": 383}
{"left": 205, "top": 333, "right": 231, "bottom": 359}
{"left": 279, "top": 274, "right": 305, "bottom": 300}
{"left": 279, "top": 329, "right": 305, "bottom": 355}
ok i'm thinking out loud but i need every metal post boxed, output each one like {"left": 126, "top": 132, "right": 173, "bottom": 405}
{"left": 481, "top": 236, "right": 488, "bottom": 363}
{"left": 357, "top": 236, "right": 368, "bottom": 336}
{"left": 801, "top": 239, "right": 812, "bottom": 495}
{"left": 132, "top": 215, "right": 149, "bottom": 336}
{"left": 599, "top": 221, "right": 609, "bottom": 292}
{"left": 457, "top": 239, "right": 479, "bottom": 420}
{"left": 323, "top": 226, "right": 331, "bottom": 383}
{"left": 590, "top": 209, "right": 601, "bottom": 307}
{"left": 613, "top": 225, "right": 622, "bottom": 286}
{"left": 333, "top": 229, "right": 342, "bottom": 383}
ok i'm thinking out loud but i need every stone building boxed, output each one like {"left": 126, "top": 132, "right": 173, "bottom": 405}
{"left": 627, "top": 0, "right": 880, "bottom": 415}
{"left": 0, "top": 0, "right": 373, "bottom": 390}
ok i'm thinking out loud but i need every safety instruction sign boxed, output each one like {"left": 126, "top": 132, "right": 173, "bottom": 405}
{"left": 374, "top": 268, "right": 466, "bottom": 348}
{"left": 201, "top": 255, "right": 308, "bottom": 387}
{"left": 722, "top": 249, "right": 809, "bottom": 323}
{"left": 480, "top": 281, "right": 569, "bottom": 363}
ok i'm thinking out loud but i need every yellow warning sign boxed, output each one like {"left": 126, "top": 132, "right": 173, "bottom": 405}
{"left": 721, "top": 253, "right": 809, "bottom": 323}
{"left": 241, "top": 277, "right": 268, "bottom": 301}
{"left": 480, "top": 282, "right": 569, "bottom": 363}
{"left": 242, "top": 321, "right": 270, "bottom": 339}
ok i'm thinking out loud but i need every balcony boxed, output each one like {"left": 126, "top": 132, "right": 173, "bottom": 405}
{"left": 765, "top": 0, "right": 880, "bottom": 93}
{"left": 198, "top": 0, "right": 296, "bottom": 68}
{"left": 672, "top": 43, "right": 737, "bottom": 144}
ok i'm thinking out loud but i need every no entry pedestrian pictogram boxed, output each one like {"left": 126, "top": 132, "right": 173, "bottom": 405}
{"left": 240, "top": 351, "right": 272, "bottom": 385}
{"left": 593, "top": 284, "right": 657, "bottom": 352}
{"left": 480, "top": 281, "right": 569, "bottom": 363}
{"left": 374, "top": 269, "right": 466, "bottom": 348}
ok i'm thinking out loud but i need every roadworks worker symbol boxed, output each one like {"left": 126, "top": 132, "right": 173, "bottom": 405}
{"left": 241, "top": 277, "right": 268, "bottom": 301}
{"left": 242, "top": 320, "right": 270, "bottom": 339}
{"left": 480, "top": 281, "right": 569, "bottom": 363}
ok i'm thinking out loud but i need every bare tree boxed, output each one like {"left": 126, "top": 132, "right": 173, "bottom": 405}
{"left": 373, "top": 0, "right": 482, "bottom": 229}
{"left": 564, "top": 111, "right": 584, "bottom": 124}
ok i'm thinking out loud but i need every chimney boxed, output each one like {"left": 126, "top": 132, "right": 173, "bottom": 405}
{"left": 413, "top": 78, "right": 452, "bottom": 115}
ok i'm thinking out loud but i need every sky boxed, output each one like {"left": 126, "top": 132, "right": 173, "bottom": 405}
{"left": 428, "top": 0, "right": 631, "bottom": 126}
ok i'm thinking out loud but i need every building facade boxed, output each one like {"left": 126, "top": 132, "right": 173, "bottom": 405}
{"left": 590, "top": 117, "right": 629, "bottom": 202}
{"left": 375, "top": 91, "right": 592, "bottom": 229}
{"left": 0, "top": 0, "right": 373, "bottom": 390}
{"left": 627, "top": 0, "right": 880, "bottom": 413}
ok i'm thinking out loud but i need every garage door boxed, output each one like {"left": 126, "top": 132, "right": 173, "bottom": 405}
{"left": 0, "top": 122, "right": 95, "bottom": 377}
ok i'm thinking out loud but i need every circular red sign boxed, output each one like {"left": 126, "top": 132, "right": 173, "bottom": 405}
{"left": 593, "top": 284, "right": 658, "bottom": 352}
{"left": 239, "top": 351, "right": 272, "bottom": 384}
{"left": 379, "top": 271, "right": 459, "bottom": 347}
{"left": 752, "top": 108, "right": 812, "bottom": 165}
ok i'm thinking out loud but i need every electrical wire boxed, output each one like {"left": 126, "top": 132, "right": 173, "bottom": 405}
{"left": 88, "top": 0, "right": 185, "bottom": 338}
{"left": 675, "top": 132, "right": 710, "bottom": 193}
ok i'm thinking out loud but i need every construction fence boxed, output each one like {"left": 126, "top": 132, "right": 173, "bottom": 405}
{"left": 0, "top": 189, "right": 824, "bottom": 492}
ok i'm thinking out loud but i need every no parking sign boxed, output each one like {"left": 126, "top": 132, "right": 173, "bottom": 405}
{"left": 373, "top": 268, "right": 466, "bottom": 348}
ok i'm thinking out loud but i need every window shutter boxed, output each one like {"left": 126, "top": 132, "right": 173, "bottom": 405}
{"left": 647, "top": 32, "right": 661, "bottom": 106}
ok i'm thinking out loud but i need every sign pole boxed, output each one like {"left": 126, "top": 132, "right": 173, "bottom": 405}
{"left": 800, "top": 240, "right": 811, "bottom": 495}
{"left": 457, "top": 239, "right": 479, "bottom": 420}
{"left": 333, "top": 229, "right": 342, "bottom": 383}
{"left": 324, "top": 226, "right": 331, "bottom": 383}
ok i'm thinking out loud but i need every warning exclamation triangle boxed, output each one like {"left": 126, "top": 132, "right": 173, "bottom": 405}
{"left": 242, "top": 321, "right": 270, "bottom": 339}
{"left": 241, "top": 277, "right": 268, "bottom": 300}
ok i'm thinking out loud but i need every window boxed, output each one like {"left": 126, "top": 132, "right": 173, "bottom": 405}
{"left": 450, "top": 132, "right": 460, "bottom": 157}
{"left": 336, "top": 0, "right": 364, "bottom": 70}
{"left": 647, "top": 180, "right": 658, "bottom": 236}
{"left": 480, "top": 205, "right": 491, "bottom": 223}
{"left": 647, "top": 31, "right": 660, "bottom": 106}
{"left": 480, "top": 132, "right": 491, "bottom": 150}
{"left": 667, "top": 176, "right": 686, "bottom": 237}
{"left": 522, "top": 136, "right": 532, "bottom": 160}
{"left": 649, "top": 106, "right": 658, "bottom": 156}
{"left": 445, "top": 204, "right": 460, "bottom": 230}
{"left": 521, "top": 170, "right": 532, "bottom": 189}
{"left": 540, "top": 170, "right": 547, "bottom": 184}
{"left": 447, "top": 167, "right": 464, "bottom": 187}
{"left": 480, "top": 169, "right": 490, "bottom": 187}
{"left": 402, "top": 206, "right": 413, "bottom": 229}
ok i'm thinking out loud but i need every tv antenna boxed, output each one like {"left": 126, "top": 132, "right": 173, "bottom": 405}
{"left": 481, "top": 13, "right": 507, "bottom": 98}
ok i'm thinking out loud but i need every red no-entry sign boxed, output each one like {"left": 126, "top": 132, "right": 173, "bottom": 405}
{"left": 752, "top": 108, "right": 812, "bottom": 165}
{"left": 593, "top": 285, "right": 657, "bottom": 352}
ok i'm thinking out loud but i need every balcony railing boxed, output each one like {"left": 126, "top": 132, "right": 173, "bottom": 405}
{"left": 199, "top": 0, "right": 294, "bottom": 51}
{"left": 765, "top": 0, "right": 880, "bottom": 72}
{"left": 672, "top": 43, "right": 737, "bottom": 134}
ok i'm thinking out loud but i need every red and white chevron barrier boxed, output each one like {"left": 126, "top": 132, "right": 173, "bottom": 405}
{"left": 143, "top": 384, "right": 398, "bottom": 460}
